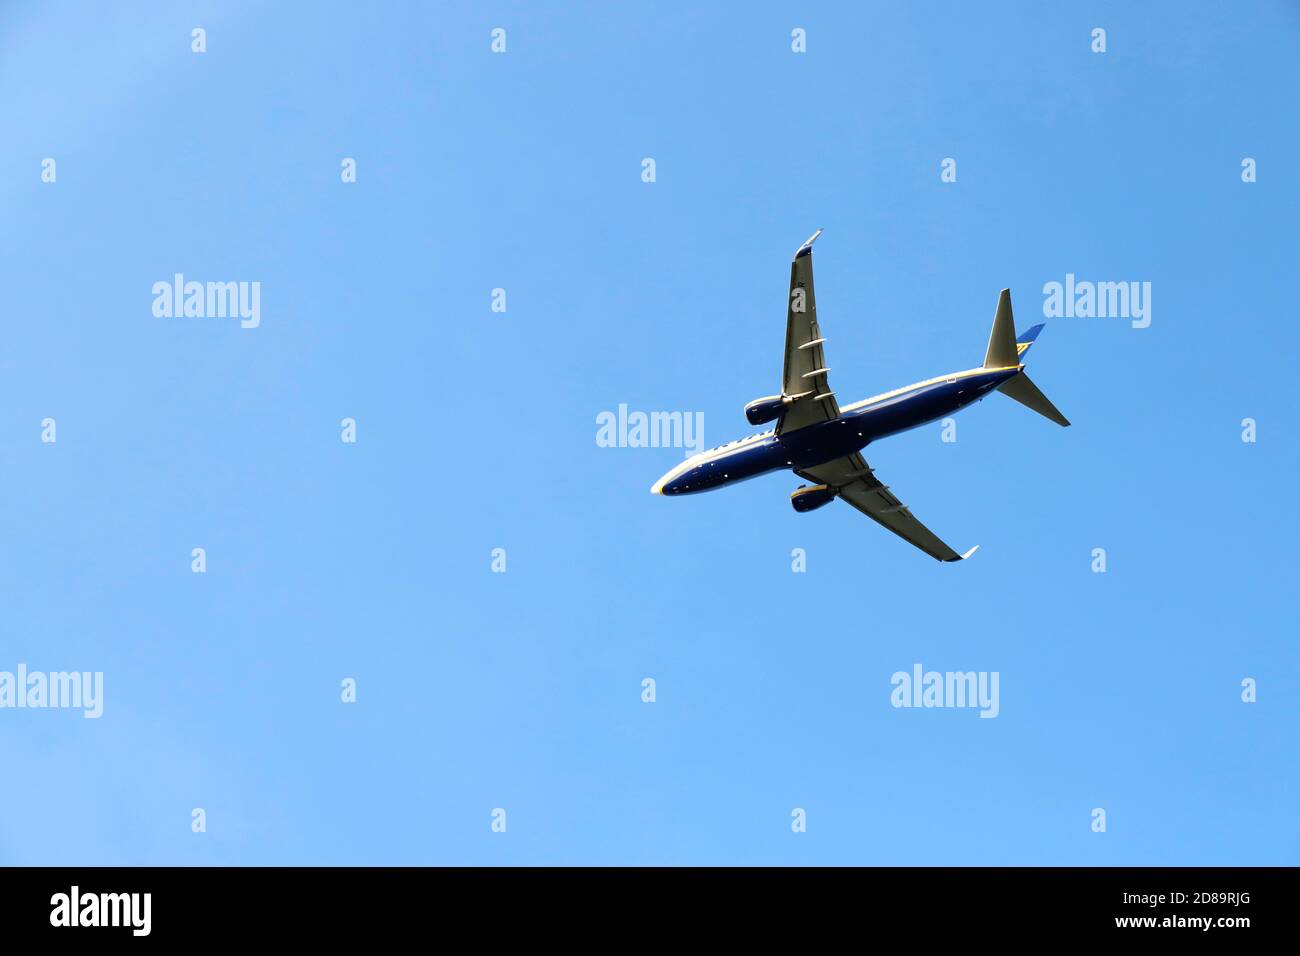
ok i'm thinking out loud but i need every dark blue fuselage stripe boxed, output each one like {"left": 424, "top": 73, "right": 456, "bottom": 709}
{"left": 662, "top": 369, "right": 1016, "bottom": 495}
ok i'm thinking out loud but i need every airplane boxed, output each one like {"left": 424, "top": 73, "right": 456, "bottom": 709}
{"left": 650, "top": 230, "right": 1070, "bottom": 562}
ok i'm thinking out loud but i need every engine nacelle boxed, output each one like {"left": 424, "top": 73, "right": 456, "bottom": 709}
{"left": 790, "top": 484, "right": 836, "bottom": 513}
{"left": 745, "top": 394, "right": 785, "bottom": 426}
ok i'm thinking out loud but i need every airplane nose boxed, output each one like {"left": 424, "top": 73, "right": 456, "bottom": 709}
{"left": 653, "top": 460, "right": 693, "bottom": 495}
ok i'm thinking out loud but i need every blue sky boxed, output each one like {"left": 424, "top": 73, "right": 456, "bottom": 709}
{"left": 1, "top": 1, "right": 1295, "bottom": 865}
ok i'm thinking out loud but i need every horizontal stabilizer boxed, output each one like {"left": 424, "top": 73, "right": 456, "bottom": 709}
{"left": 997, "top": 371, "right": 1070, "bottom": 427}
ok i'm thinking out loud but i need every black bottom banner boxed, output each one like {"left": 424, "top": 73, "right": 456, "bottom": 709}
{"left": 0, "top": 866, "right": 1285, "bottom": 942}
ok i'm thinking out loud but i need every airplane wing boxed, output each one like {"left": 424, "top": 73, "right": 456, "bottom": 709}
{"left": 777, "top": 230, "right": 840, "bottom": 434}
{"left": 796, "top": 452, "right": 979, "bottom": 563}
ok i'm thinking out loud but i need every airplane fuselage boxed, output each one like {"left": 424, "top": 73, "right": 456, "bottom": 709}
{"left": 652, "top": 365, "right": 1021, "bottom": 495}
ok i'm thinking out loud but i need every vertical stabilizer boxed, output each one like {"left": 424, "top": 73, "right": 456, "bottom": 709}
{"left": 983, "top": 289, "right": 1019, "bottom": 369}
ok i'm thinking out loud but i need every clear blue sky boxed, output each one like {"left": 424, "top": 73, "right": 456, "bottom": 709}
{"left": 1, "top": 2, "right": 1295, "bottom": 865}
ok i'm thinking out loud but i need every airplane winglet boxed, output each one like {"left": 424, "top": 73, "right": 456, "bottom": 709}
{"left": 960, "top": 545, "right": 980, "bottom": 561}
{"left": 794, "top": 228, "right": 824, "bottom": 260}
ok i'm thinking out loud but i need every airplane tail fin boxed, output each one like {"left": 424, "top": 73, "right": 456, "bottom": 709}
{"left": 997, "top": 370, "right": 1070, "bottom": 427}
{"left": 1014, "top": 323, "right": 1045, "bottom": 362}
{"left": 982, "top": 289, "right": 1019, "bottom": 369}
{"left": 983, "top": 290, "right": 1069, "bottom": 426}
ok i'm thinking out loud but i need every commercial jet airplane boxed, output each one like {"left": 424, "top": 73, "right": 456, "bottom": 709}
{"left": 651, "top": 230, "right": 1070, "bottom": 562}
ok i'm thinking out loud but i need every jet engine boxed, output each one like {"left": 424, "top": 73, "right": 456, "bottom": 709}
{"left": 790, "top": 484, "right": 836, "bottom": 513}
{"left": 744, "top": 395, "right": 785, "bottom": 426}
